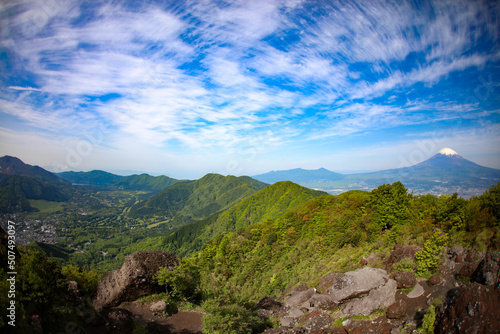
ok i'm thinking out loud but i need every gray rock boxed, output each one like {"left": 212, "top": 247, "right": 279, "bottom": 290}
{"left": 288, "top": 306, "right": 304, "bottom": 318}
{"left": 450, "top": 245, "right": 464, "bottom": 258}
{"left": 407, "top": 283, "right": 424, "bottom": 299}
{"left": 308, "top": 294, "right": 336, "bottom": 310}
{"left": 341, "top": 278, "right": 397, "bottom": 316}
{"left": 150, "top": 301, "right": 168, "bottom": 313}
{"left": 285, "top": 288, "right": 316, "bottom": 307}
{"left": 280, "top": 317, "right": 296, "bottom": 327}
{"left": 329, "top": 267, "right": 389, "bottom": 304}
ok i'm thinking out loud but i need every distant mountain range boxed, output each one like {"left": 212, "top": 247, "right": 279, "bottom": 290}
{"left": 1, "top": 147, "right": 498, "bottom": 215}
{"left": 253, "top": 167, "right": 343, "bottom": 184}
{"left": 254, "top": 148, "right": 500, "bottom": 197}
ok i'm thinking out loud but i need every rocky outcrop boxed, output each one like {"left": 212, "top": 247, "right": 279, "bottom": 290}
{"left": 435, "top": 252, "right": 500, "bottom": 333}
{"left": 393, "top": 271, "right": 416, "bottom": 289}
{"left": 258, "top": 250, "right": 498, "bottom": 334}
{"left": 471, "top": 252, "right": 500, "bottom": 286}
{"left": 434, "top": 283, "right": 500, "bottom": 333}
{"left": 308, "top": 294, "right": 336, "bottom": 311}
{"left": 93, "top": 251, "right": 178, "bottom": 310}
{"left": 329, "top": 267, "right": 397, "bottom": 316}
{"left": 286, "top": 288, "right": 316, "bottom": 307}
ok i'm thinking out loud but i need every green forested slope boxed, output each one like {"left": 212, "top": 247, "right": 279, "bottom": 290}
{"left": 128, "top": 174, "right": 268, "bottom": 225}
{"left": 58, "top": 170, "right": 184, "bottom": 191}
{"left": 153, "top": 181, "right": 326, "bottom": 257}
{"left": 58, "top": 170, "right": 122, "bottom": 186}
{"left": 199, "top": 181, "right": 326, "bottom": 244}
{"left": 115, "top": 174, "right": 185, "bottom": 191}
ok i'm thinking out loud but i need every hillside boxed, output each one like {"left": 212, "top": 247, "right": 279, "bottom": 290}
{"left": 115, "top": 174, "right": 184, "bottom": 191}
{"left": 128, "top": 174, "right": 268, "bottom": 225}
{"left": 145, "top": 181, "right": 326, "bottom": 257}
{"left": 58, "top": 170, "right": 184, "bottom": 191}
{"left": 57, "top": 170, "right": 122, "bottom": 186}
{"left": 0, "top": 174, "right": 68, "bottom": 213}
{"left": 0, "top": 155, "right": 69, "bottom": 184}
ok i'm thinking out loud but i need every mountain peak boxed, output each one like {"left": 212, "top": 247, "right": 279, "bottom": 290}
{"left": 437, "top": 148, "right": 459, "bottom": 156}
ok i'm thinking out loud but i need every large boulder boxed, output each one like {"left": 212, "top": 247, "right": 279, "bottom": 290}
{"left": 308, "top": 294, "right": 336, "bottom": 311}
{"left": 286, "top": 288, "right": 316, "bottom": 307}
{"left": 434, "top": 283, "right": 500, "bottom": 333}
{"left": 328, "top": 267, "right": 397, "bottom": 316}
{"left": 93, "top": 251, "right": 178, "bottom": 310}
{"left": 393, "top": 271, "right": 417, "bottom": 289}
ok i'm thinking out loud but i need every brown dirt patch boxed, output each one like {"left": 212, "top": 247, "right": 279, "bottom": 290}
{"left": 119, "top": 301, "right": 203, "bottom": 334}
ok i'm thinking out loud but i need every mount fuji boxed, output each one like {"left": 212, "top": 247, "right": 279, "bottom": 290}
{"left": 253, "top": 148, "right": 500, "bottom": 197}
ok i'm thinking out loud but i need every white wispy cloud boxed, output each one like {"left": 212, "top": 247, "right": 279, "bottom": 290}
{"left": 1, "top": 0, "right": 498, "bottom": 174}
{"left": 7, "top": 86, "right": 41, "bottom": 91}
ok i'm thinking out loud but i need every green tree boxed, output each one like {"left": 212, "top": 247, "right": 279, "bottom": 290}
{"left": 369, "top": 182, "right": 410, "bottom": 230}
{"left": 415, "top": 230, "right": 448, "bottom": 276}
{"left": 156, "top": 259, "right": 201, "bottom": 302}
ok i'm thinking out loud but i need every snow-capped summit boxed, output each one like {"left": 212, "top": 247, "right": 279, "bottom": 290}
{"left": 437, "top": 148, "right": 459, "bottom": 156}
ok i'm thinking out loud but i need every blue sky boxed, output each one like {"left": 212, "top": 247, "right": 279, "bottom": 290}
{"left": 1, "top": 0, "right": 499, "bottom": 178}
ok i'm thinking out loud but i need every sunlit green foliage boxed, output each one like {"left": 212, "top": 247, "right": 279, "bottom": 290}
{"left": 415, "top": 230, "right": 448, "bottom": 276}
{"left": 368, "top": 181, "right": 410, "bottom": 230}
{"left": 61, "top": 264, "right": 104, "bottom": 297}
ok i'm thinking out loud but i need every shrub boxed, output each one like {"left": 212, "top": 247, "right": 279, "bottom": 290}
{"left": 415, "top": 230, "right": 448, "bottom": 276}
{"left": 392, "top": 257, "right": 416, "bottom": 272}
{"left": 202, "top": 297, "right": 268, "bottom": 334}
{"left": 155, "top": 259, "right": 201, "bottom": 302}
{"left": 421, "top": 297, "right": 442, "bottom": 334}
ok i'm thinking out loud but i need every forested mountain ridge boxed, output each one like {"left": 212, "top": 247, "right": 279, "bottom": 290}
{"left": 198, "top": 181, "right": 327, "bottom": 245}
{"left": 58, "top": 170, "right": 185, "bottom": 191}
{"left": 57, "top": 170, "right": 122, "bottom": 186}
{"left": 127, "top": 173, "right": 268, "bottom": 225}
{"left": 140, "top": 181, "right": 327, "bottom": 257}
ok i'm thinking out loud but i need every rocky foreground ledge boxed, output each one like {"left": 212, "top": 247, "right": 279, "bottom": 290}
{"left": 89, "top": 248, "right": 499, "bottom": 333}
{"left": 259, "top": 249, "right": 500, "bottom": 334}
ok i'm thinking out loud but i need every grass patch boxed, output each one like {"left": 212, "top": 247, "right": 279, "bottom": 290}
{"left": 147, "top": 220, "right": 170, "bottom": 229}
{"left": 352, "top": 308, "right": 386, "bottom": 320}
{"left": 28, "top": 199, "right": 64, "bottom": 214}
